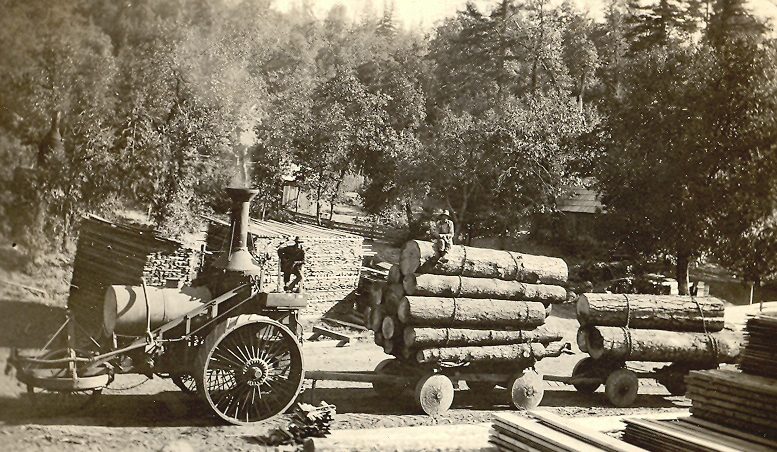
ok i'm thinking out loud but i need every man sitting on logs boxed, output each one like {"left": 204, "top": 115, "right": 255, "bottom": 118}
{"left": 432, "top": 210, "right": 455, "bottom": 262}
{"left": 278, "top": 236, "right": 305, "bottom": 292}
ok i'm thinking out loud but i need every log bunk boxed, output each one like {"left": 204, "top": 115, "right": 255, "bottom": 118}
{"left": 566, "top": 293, "right": 742, "bottom": 407}
{"left": 359, "top": 240, "right": 571, "bottom": 416}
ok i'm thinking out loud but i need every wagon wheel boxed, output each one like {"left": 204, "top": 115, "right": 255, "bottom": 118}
{"left": 508, "top": 369, "right": 544, "bottom": 410}
{"left": 414, "top": 373, "right": 454, "bottom": 416}
{"left": 372, "top": 359, "right": 413, "bottom": 396}
{"left": 171, "top": 374, "right": 198, "bottom": 395}
{"left": 24, "top": 349, "right": 105, "bottom": 415}
{"left": 605, "top": 368, "right": 638, "bottom": 407}
{"left": 571, "top": 357, "right": 602, "bottom": 393}
{"left": 195, "top": 315, "right": 304, "bottom": 425}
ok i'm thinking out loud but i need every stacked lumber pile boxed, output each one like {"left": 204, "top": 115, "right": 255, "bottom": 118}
{"left": 739, "top": 314, "right": 777, "bottom": 377}
{"left": 678, "top": 312, "right": 777, "bottom": 441}
{"left": 621, "top": 312, "right": 777, "bottom": 451}
{"left": 576, "top": 294, "right": 741, "bottom": 366}
{"left": 622, "top": 416, "right": 777, "bottom": 452}
{"left": 490, "top": 411, "right": 648, "bottom": 452}
{"left": 206, "top": 217, "right": 363, "bottom": 302}
{"left": 370, "top": 240, "right": 569, "bottom": 368}
{"left": 68, "top": 215, "right": 202, "bottom": 336}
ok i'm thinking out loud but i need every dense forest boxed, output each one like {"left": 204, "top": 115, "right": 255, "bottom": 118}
{"left": 2, "top": 0, "right": 777, "bottom": 290}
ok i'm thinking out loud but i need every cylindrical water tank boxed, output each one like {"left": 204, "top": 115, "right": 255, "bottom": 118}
{"left": 104, "top": 285, "right": 212, "bottom": 336}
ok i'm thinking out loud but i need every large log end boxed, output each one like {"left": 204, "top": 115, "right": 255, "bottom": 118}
{"left": 576, "top": 293, "right": 590, "bottom": 326}
{"left": 399, "top": 241, "right": 423, "bottom": 276}
{"left": 402, "top": 273, "right": 417, "bottom": 295}
{"left": 387, "top": 264, "right": 403, "bottom": 284}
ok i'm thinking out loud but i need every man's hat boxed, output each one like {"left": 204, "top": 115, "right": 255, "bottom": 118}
{"left": 439, "top": 210, "right": 450, "bottom": 218}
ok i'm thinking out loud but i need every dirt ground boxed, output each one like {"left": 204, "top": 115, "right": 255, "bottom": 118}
{"left": 0, "top": 299, "right": 698, "bottom": 452}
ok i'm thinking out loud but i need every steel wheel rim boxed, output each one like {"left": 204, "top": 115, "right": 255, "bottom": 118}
{"left": 24, "top": 349, "right": 103, "bottom": 414}
{"left": 201, "top": 320, "right": 303, "bottom": 424}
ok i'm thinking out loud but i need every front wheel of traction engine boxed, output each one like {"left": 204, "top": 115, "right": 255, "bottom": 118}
{"left": 194, "top": 315, "right": 304, "bottom": 425}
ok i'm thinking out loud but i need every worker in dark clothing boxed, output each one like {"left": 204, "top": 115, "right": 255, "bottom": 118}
{"left": 433, "top": 210, "right": 455, "bottom": 261}
{"left": 278, "top": 236, "right": 305, "bottom": 292}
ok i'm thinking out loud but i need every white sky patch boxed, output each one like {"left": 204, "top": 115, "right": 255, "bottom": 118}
{"left": 271, "top": 0, "right": 777, "bottom": 28}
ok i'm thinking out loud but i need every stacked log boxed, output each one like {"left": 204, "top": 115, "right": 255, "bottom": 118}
{"left": 372, "top": 240, "right": 569, "bottom": 369}
{"left": 576, "top": 293, "right": 741, "bottom": 368}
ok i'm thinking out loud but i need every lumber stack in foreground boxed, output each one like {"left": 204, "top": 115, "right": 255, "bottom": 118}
{"left": 374, "top": 240, "right": 569, "bottom": 370}
{"left": 304, "top": 422, "right": 496, "bottom": 452}
{"left": 622, "top": 417, "right": 777, "bottom": 452}
{"left": 619, "top": 312, "right": 777, "bottom": 451}
{"left": 490, "top": 411, "right": 648, "bottom": 452}
{"left": 685, "top": 368, "right": 777, "bottom": 440}
{"left": 739, "top": 313, "right": 777, "bottom": 378}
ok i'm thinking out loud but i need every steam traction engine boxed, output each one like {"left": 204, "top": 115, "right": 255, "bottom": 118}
{"left": 8, "top": 188, "right": 307, "bottom": 425}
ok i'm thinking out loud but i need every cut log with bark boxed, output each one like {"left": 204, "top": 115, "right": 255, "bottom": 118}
{"left": 585, "top": 326, "right": 742, "bottom": 364}
{"left": 577, "top": 293, "right": 725, "bottom": 332}
{"left": 382, "top": 283, "right": 405, "bottom": 313}
{"left": 382, "top": 315, "right": 401, "bottom": 339}
{"left": 387, "top": 264, "right": 402, "bottom": 284}
{"left": 415, "top": 340, "right": 569, "bottom": 364}
{"left": 397, "top": 296, "right": 548, "bottom": 328}
{"left": 399, "top": 240, "right": 567, "bottom": 285}
{"left": 365, "top": 280, "right": 384, "bottom": 308}
{"left": 403, "top": 273, "right": 568, "bottom": 304}
{"left": 404, "top": 324, "right": 563, "bottom": 348}
{"left": 370, "top": 305, "right": 386, "bottom": 333}
{"left": 577, "top": 326, "right": 589, "bottom": 353}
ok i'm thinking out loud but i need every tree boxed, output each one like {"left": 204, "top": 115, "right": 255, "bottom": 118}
{"left": 421, "top": 0, "right": 597, "bottom": 240}
{"left": 425, "top": 93, "right": 596, "bottom": 241}
{"left": 559, "top": 4, "right": 600, "bottom": 109}
{"left": 299, "top": 70, "right": 401, "bottom": 222}
{"left": 596, "top": 35, "right": 777, "bottom": 293}
{"left": 714, "top": 215, "right": 777, "bottom": 285}
{"left": 706, "top": 0, "right": 768, "bottom": 48}
{"left": 624, "top": 0, "right": 705, "bottom": 52}
{"left": 0, "top": 0, "right": 119, "bottom": 249}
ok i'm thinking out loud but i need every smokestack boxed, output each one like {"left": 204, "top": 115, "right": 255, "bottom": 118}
{"left": 212, "top": 187, "right": 262, "bottom": 275}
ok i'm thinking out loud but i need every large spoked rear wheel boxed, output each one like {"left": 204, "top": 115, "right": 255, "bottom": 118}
{"left": 195, "top": 315, "right": 304, "bottom": 425}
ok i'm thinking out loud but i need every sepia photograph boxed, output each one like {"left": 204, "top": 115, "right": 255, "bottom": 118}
{"left": 1, "top": 0, "right": 777, "bottom": 450}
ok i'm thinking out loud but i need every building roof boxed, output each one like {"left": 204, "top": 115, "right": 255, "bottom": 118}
{"left": 556, "top": 179, "right": 605, "bottom": 214}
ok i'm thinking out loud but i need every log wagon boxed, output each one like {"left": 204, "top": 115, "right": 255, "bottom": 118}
{"left": 304, "top": 240, "right": 574, "bottom": 416}
{"left": 546, "top": 293, "right": 742, "bottom": 407}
